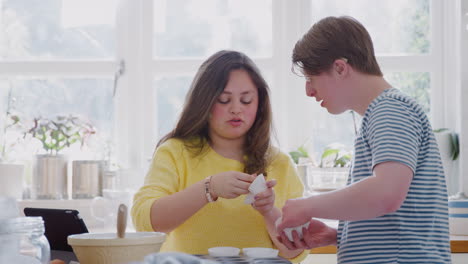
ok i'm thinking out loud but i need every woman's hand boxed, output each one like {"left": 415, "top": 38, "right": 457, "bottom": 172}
{"left": 252, "top": 179, "right": 277, "bottom": 216}
{"left": 210, "top": 171, "right": 256, "bottom": 199}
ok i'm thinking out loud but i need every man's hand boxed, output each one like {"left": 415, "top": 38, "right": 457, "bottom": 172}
{"left": 277, "top": 197, "right": 312, "bottom": 230}
{"left": 278, "top": 218, "right": 337, "bottom": 250}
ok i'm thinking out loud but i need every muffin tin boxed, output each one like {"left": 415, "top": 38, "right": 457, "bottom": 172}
{"left": 195, "top": 254, "right": 292, "bottom": 264}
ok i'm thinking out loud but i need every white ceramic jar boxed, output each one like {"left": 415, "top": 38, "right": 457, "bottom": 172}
{"left": 0, "top": 216, "right": 50, "bottom": 264}
{"left": 449, "top": 199, "right": 468, "bottom": 235}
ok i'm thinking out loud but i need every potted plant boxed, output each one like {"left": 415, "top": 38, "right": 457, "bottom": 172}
{"left": 0, "top": 111, "right": 25, "bottom": 199}
{"left": 290, "top": 143, "right": 352, "bottom": 194}
{"left": 311, "top": 143, "right": 351, "bottom": 191}
{"left": 289, "top": 146, "right": 313, "bottom": 195}
{"left": 26, "top": 115, "right": 96, "bottom": 199}
{"left": 289, "top": 145, "right": 310, "bottom": 165}
{"left": 433, "top": 128, "right": 461, "bottom": 197}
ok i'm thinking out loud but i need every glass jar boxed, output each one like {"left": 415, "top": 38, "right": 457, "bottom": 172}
{"left": 0, "top": 216, "right": 50, "bottom": 264}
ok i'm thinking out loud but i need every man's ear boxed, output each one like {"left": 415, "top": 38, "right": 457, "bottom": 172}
{"left": 334, "top": 59, "right": 348, "bottom": 76}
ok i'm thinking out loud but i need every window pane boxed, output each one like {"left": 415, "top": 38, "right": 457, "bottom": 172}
{"left": 0, "top": 0, "right": 117, "bottom": 60}
{"left": 153, "top": 0, "right": 272, "bottom": 58}
{"left": 153, "top": 69, "right": 273, "bottom": 142}
{"left": 154, "top": 76, "right": 192, "bottom": 139}
{"left": 310, "top": 0, "right": 430, "bottom": 55}
{"left": 307, "top": 110, "right": 356, "bottom": 166}
{"left": 0, "top": 78, "right": 114, "bottom": 161}
{"left": 303, "top": 72, "right": 430, "bottom": 167}
{"left": 385, "top": 72, "right": 430, "bottom": 114}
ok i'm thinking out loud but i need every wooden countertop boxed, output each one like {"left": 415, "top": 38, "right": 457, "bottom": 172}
{"left": 311, "top": 236, "right": 468, "bottom": 254}
{"left": 451, "top": 236, "right": 468, "bottom": 253}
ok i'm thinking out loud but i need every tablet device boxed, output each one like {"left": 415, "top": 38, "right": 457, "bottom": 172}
{"left": 23, "top": 207, "right": 89, "bottom": 251}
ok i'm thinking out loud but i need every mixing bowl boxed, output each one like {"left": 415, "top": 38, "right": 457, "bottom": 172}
{"left": 68, "top": 232, "right": 166, "bottom": 264}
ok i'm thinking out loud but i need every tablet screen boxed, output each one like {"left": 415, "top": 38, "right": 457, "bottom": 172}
{"left": 24, "top": 207, "right": 89, "bottom": 251}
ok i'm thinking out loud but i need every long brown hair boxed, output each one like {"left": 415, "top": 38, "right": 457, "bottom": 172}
{"left": 158, "top": 50, "right": 273, "bottom": 174}
{"left": 292, "top": 16, "right": 382, "bottom": 76}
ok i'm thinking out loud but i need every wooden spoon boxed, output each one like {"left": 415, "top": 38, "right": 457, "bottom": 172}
{"left": 117, "top": 204, "right": 127, "bottom": 238}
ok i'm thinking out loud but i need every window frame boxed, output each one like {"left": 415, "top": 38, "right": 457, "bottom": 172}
{"left": 0, "top": 0, "right": 466, "bottom": 193}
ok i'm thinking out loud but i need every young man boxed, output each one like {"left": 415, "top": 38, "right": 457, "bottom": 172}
{"left": 277, "top": 16, "right": 451, "bottom": 263}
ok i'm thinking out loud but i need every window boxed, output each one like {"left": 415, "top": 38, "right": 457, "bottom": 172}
{"left": 0, "top": 0, "right": 117, "bottom": 59}
{"left": 305, "top": 0, "right": 433, "bottom": 164}
{"left": 0, "top": 0, "right": 464, "bottom": 194}
{"left": 0, "top": 0, "right": 118, "bottom": 169}
{"left": 153, "top": 0, "right": 272, "bottom": 58}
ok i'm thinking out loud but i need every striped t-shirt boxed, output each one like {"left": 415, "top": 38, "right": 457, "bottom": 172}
{"left": 337, "top": 88, "right": 451, "bottom": 263}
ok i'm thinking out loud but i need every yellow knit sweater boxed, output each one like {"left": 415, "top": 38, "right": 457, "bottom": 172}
{"left": 131, "top": 138, "right": 308, "bottom": 262}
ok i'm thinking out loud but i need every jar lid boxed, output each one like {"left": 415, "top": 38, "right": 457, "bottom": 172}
{"left": 0, "top": 217, "right": 45, "bottom": 234}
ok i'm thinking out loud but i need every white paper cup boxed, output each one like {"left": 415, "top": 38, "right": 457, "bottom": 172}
{"left": 208, "top": 246, "right": 240, "bottom": 257}
{"left": 275, "top": 217, "right": 310, "bottom": 241}
{"left": 248, "top": 174, "right": 266, "bottom": 194}
{"left": 242, "top": 247, "right": 279, "bottom": 258}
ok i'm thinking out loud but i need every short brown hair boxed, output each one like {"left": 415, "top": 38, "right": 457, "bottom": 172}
{"left": 158, "top": 50, "right": 273, "bottom": 175}
{"left": 292, "top": 16, "right": 382, "bottom": 76}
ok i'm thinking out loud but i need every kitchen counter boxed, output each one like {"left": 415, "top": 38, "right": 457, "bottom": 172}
{"left": 303, "top": 253, "right": 468, "bottom": 264}
{"left": 306, "top": 219, "right": 468, "bottom": 254}
{"left": 17, "top": 200, "right": 468, "bottom": 254}
{"left": 451, "top": 235, "right": 468, "bottom": 253}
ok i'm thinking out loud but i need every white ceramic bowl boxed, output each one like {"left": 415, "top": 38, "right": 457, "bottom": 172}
{"left": 449, "top": 199, "right": 468, "bottom": 235}
{"left": 208, "top": 246, "right": 240, "bottom": 257}
{"left": 68, "top": 232, "right": 166, "bottom": 264}
{"left": 242, "top": 247, "right": 279, "bottom": 258}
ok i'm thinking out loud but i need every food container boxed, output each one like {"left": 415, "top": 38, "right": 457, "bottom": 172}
{"left": 448, "top": 199, "right": 468, "bottom": 235}
{"left": 33, "top": 155, "right": 68, "bottom": 199}
{"left": 72, "top": 160, "right": 106, "bottom": 199}
{"left": 0, "top": 216, "right": 50, "bottom": 264}
{"left": 68, "top": 232, "right": 166, "bottom": 264}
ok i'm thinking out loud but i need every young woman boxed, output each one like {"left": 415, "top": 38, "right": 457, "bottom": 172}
{"left": 131, "top": 50, "right": 307, "bottom": 262}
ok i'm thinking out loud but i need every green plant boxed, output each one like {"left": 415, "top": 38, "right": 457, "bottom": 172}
{"left": 1, "top": 112, "right": 22, "bottom": 162}
{"left": 433, "top": 128, "right": 459, "bottom": 161}
{"left": 319, "top": 143, "right": 352, "bottom": 168}
{"left": 289, "top": 146, "right": 309, "bottom": 164}
{"left": 26, "top": 115, "right": 96, "bottom": 155}
{"left": 289, "top": 142, "right": 352, "bottom": 167}
{"left": 1, "top": 85, "right": 21, "bottom": 162}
